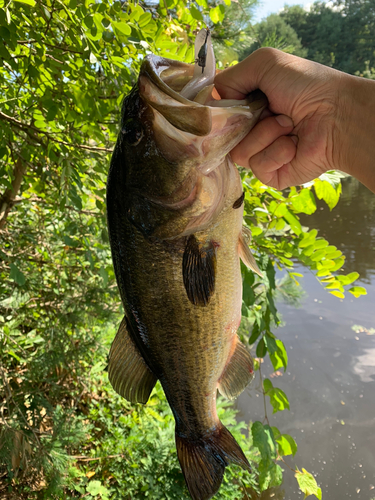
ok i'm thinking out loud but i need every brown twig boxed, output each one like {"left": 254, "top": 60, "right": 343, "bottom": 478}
{"left": 71, "top": 454, "right": 125, "bottom": 461}
{"left": 17, "top": 39, "right": 83, "bottom": 54}
{"left": 0, "top": 110, "right": 112, "bottom": 152}
{"left": 259, "top": 362, "right": 270, "bottom": 425}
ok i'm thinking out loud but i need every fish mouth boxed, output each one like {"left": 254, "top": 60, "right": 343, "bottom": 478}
{"left": 138, "top": 50, "right": 267, "bottom": 174}
{"left": 139, "top": 29, "right": 267, "bottom": 140}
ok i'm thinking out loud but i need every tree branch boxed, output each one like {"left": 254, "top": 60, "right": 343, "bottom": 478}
{"left": 17, "top": 39, "right": 83, "bottom": 54}
{"left": 0, "top": 158, "right": 27, "bottom": 230}
{"left": 0, "top": 110, "right": 112, "bottom": 152}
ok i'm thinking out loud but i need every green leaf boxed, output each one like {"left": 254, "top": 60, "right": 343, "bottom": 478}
{"left": 310, "top": 249, "right": 327, "bottom": 262}
{"left": 209, "top": 4, "right": 225, "bottom": 23}
{"left": 112, "top": 21, "right": 131, "bottom": 35}
{"left": 313, "top": 239, "right": 329, "bottom": 249}
{"left": 273, "top": 202, "right": 287, "bottom": 217}
{"left": 299, "top": 229, "right": 317, "bottom": 248}
{"left": 46, "top": 104, "right": 58, "bottom": 121}
{"left": 86, "top": 480, "right": 110, "bottom": 499}
{"left": 9, "top": 263, "right": 26, "bottom": 286}
{"left": 330, "top": 290, "right": 345, "bottom": 298}
{"left": 189, "top": 4, "right": 203, "bottom": 20}
{"left": 330, "top": 257, "right": 345, "bottom": 271}
{"left": 259, "top": 461, "right": 283, "bottom": 490}
{"left": 269, "top": 339, "right": 288, "bottom": 371}
{"left": 276, "top": 433, "right": 298, "bottom": 456}
{"left": 251, "top": 421, "right": 277, "bottom": 460}
{"left": 8, "top": 350, "right": 21, "bottom": 361}
{"left": 256, "top": 337, "right": 267, "bottom": 357}
{"left": 249, "top": 322, "right": 261, "bottom": 344}
{"left": 291, "top": 189, "right": 317, "bottom": 214}
{"left": 314, "top": 179, "right": 340, "bottom": 210}
{"left": 284, "top": 209, "right": 302, "bottom": 235}
{"left": 348, "top": 286, "right": 367, "bottom": 298}
{"left": 275, "top": 218, "right": 285, "bottom": 230}
{"left": 138, "top": 12, "right": 152, "bottom": 28}
{"left": 264, "top": 378, "right": 290, "bottom": 413}
{"left": 295, "top": 468, "right": 322, "bottom": 499}
{"left": 13, "top": 0, "right": 36, "bottom": 5}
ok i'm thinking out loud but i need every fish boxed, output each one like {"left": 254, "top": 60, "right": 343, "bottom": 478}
{"left": 106, "top": 29, "right": 267, "bottom": 500}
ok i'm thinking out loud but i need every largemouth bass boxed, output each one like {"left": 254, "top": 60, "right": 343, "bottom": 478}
{"left": 106, "top": 29, "right": 267, "bottom": 500}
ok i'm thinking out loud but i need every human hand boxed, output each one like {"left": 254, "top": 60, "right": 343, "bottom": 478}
{"left": 214, "top": 48, "right": 353, "bottom": 190}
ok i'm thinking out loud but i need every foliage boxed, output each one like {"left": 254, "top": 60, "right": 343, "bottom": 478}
{"left": 0, "top": 1, "right": 366, "bottom": 500}
{"left": 239, "top": 13, "right": 308, "bottom": 60}
{"left": 279, "top": 0, "right": 375, "bottom": 75}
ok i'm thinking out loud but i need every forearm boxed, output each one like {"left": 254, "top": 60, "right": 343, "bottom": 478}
{"left": 337, "top": 74, "right": 375, "bottom": 192}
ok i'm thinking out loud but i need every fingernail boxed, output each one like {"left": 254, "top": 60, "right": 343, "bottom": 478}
{"left": 275, "top": 115, "right": 293, "bottom": 127}
{"left": 290, "top": 135, "right": 298, "bottom": 145}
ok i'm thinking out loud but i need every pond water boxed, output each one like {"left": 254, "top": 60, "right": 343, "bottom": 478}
{"left": 237, "top": 177, "right": 375, "bottom": 499}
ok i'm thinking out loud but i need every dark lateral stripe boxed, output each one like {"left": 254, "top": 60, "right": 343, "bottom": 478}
{"left": 182, "top": 235, "right": 216, "bottom": 307}
{"left": 233, "top": 192, "right": 244, "bottom": 209}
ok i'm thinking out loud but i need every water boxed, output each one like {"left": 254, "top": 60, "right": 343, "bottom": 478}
{"left": 238, "top": 177, "right": 375, "bottom": 499}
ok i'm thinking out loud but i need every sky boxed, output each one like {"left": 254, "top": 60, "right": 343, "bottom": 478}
{"left": 252, "top": 0, "right": 310, "bottom": 23}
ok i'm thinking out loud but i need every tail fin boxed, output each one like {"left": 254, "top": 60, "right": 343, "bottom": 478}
{"left": 176, "top": 423, "right": 251, "bottom": 500}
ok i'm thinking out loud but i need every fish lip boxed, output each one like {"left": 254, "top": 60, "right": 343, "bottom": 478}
{"left": 141, "top": 55, "right": 268, "bottom": 111}
{"left": 142, "top": 55, "right": 199, "bottom": 106}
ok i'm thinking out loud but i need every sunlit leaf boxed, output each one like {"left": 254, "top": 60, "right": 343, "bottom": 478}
{"left": 13, "top": 0, "right": 36, "bottom": 5}
{"left": 295, "top": 468, "right": 322, "bottom": 499}
{"left": 314, "top": 179, "right": 340, "bottom": 210}
{"left": 291, "top": 189, "right": 317, "bottom": 214}
{"left": 284, "top": 209, "right": 302, "bottom": 235}
{"left": 330, "top": 290, "right": 345, "bottom": 298}
{"left": 348, "top": 286, "right": 367, "bottom": 297}
{"left": 276, "top": 433, "right": 297, "bottom": 456}
{"left": 112, "top": 21, "right": 131, "bottom": 35}
{"left": 209, "top": 4, "right": 225, "bottom": 23}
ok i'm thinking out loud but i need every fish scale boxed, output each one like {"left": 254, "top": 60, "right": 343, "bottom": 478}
{"left": 106, "top": 29, "right": 267, "bottom": 500}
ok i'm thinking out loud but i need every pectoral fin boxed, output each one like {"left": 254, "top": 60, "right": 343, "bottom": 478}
{"left": 108, "top": 317, "right": 157, "bottom": 404}
{"left": 182, "top": 235, "right": 217, "bottom": 307}
{"left": 238, "top": 226, "right": 262, "bottom": 277}
{"left": 218, "top": 338, "right": 255, "bottom": 400}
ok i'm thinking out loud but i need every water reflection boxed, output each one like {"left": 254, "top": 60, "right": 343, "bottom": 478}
{"left": 299, "top": 176, "right": 375, "bottom": 282}
{"left": 238, "top": 177, "right": 375, "bottom": 499}
{"left": 352, "top": 347, "right": 375, "bottom": 382}
{"left": 249, "top": 488, "right": 285, "bottom": 500}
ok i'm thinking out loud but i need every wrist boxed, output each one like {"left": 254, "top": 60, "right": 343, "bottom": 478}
{"left": 336, "top": 73, "right": 375, "bottom": 192}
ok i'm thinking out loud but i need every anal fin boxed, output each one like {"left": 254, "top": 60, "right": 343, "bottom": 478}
{"left": 218, "top": 338, "right": 254, "bottom": 400}
{"left": 238, "top": 226, "right": 263, "bottom": 277}
{"left": 108, "top": 317, "right": 157, "bottom": 404}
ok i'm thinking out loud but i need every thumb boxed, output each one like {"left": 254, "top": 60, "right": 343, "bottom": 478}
{"left": 214, "top": 48, "right": 272, "bottom": 99}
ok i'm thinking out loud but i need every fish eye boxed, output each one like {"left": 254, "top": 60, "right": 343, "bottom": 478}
{"left": 121, "top": 119, "right": 144, "bottom": 146}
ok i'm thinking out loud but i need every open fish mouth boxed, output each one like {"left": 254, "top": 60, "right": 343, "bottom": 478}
{"left": 137, "top": 31, "right": 267, "bottom": 184}
{"left": 139, "top": 29, "right": 267, "bottom": 150}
